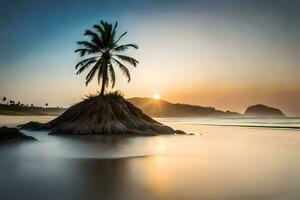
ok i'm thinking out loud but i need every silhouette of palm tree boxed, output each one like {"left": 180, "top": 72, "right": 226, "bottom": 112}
{"left": 75, "top": 20, "right": 139, "bottom": 96}
{"left": 2, "top": 97, "right": 6, "bottom": 103}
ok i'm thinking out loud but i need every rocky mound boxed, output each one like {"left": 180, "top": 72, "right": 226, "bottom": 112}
{"left": 0, "top": 126, "right": 36, "bottom": 142}
{"left": 245, "top": 104, "right": 286, "bottom": 117}
{"left": 20, "top": 95, "right": 187, "bottom": 135}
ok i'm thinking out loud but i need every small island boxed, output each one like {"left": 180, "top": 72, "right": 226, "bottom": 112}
{"left": 20, "top": 93, "right": 186, "bottom": 135}
{"left": 20, "top": 20, "right": 188, "bottom": 136}
{"left": 245, "top": 104, "right": 286, "bottom": 117}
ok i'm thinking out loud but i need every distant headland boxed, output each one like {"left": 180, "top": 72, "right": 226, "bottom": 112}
{"left": 128, "top": 98, "right": 287, "bottom": 118}
{"left": 0, "top": 98, "right": 287, "bottom": 118}
{"left": 127, "top": 97, "right": 240, "bottom": 117}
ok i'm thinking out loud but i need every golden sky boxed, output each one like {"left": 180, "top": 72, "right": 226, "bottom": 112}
{"left": 0, "top": 1, "right": 299, "bottom": 115}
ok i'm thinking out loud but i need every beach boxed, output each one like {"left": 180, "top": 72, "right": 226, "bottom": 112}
{"left": 1, "top": 116, "right": 300, "bottom": 200}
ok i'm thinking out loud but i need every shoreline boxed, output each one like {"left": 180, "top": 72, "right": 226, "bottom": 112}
{"left": 1, "top": 115, "right": 300, "bottom": 130}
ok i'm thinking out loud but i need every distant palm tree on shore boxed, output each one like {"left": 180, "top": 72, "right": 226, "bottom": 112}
{"left": 2, "top": 97, "right": 6, "bottom": 104}
{"left": 75, "top": 20, "right": 139, "bottom": 96}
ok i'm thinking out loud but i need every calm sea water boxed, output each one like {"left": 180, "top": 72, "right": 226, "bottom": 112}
{"left": 1, "top": 116, "right": 300, "bottom": 200}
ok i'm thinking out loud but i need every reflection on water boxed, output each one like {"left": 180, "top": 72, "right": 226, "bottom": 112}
{"left": 1, "top": 116, "right": 300, "bottom": 200}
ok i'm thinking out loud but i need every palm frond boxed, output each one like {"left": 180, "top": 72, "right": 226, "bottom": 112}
{"left": 74, "top": 48, "right": 96, "bottom": 57}
{"left": 111, "top": 22, "right": 118, "bottom": 40}
{"left": 93, "top": 24, "right": 105, "bottom": 37}
{"left": 113, "top": 32, "right": 127, "bottom": 46}
{"left": 84, "top": 30, "right": 103, "bottom": 47}
{"left": 77, "top": 41, "right": 99, "bottom": 52}
{"left": 113, "top": 44, "right": 138, "bottom": 52}
{"left": 85, "top": 64, "right": 99, "bottom": 86}
{"left": 108, "top": 63, "right": 116, "bottom": 87}
{"left": 94, "top": 21, "right": 114, "bottom": 49}
{"left": 112, "top": 58, "right": 131, "bottom": 82}
{"left": 100, "top": 20, "right": 107, "bottom": 28}
{"left": 114, "top": 54, "right": 139, "bottom": 67}
{"left": 106, "top": 23, "right": 113, "bottom": 46}
{"left": 76, "top": 59, "right": 98, "bottom": 75}
{"left": 75, "top": 56, "right": 98, "bottom": 69}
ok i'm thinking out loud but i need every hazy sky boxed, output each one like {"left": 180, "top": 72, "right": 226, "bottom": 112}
{"left": 0, "top": 0, "right": 299, "bottom": 115}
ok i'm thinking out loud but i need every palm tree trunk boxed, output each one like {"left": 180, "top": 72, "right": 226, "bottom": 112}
{"left": 99, "top": 67, "right": 107, "bottom": 96}
{"left": 100, "top": 78, "right": 106, "bottom": 96}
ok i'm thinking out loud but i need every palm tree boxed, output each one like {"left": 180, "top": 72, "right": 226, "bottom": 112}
{"left": 2, "top": 97, "right": 6, "bottom": 103}
{"left": 75, "top": 20, "right": 139, "bottom": 96}
{"left": 45, "top": 103, "right": 48, "bottom": 107}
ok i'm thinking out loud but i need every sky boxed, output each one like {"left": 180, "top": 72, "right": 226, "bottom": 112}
{"left": 0, "top": 0, "right": 299, "bottom": 115}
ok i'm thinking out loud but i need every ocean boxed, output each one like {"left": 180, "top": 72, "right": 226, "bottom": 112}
{"left": 1, "top": 116, "right": 300, "bottom": 200}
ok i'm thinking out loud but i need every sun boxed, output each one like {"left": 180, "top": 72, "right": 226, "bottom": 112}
{"left": 153, "top": 93, "right": 160, "bottom": 100}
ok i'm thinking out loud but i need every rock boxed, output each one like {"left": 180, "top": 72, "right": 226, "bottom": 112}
{"left": 0, "top": 126, "right": 36, "bottom": 142}
{"left": 20, "top": 95, "right": 187, "bottom": 136}
{"left": 188, "top": 133, "right": 195, "bottom": 135}
{"left": 245, "top": 104, "right": 286, "bottom": 117}
{"left": 175, "top": 130, "right": 187, "bottom": 135}
{"left": 18, "top": 121, "right": 48, "bottom": 130}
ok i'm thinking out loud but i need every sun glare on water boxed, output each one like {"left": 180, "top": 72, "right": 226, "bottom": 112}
{"left": 153, "top": 94, "right": 160, "bottom": 100}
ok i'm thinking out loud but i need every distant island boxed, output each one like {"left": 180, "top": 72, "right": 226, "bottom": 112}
{"left": 0, "top": 104, "right": 66, "bottom": 116}
{"left": 245, "top": 104, "right": 286, "bottom": 117}
{"left": 127, "top": 97, "right": 240, "bottom": 117}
